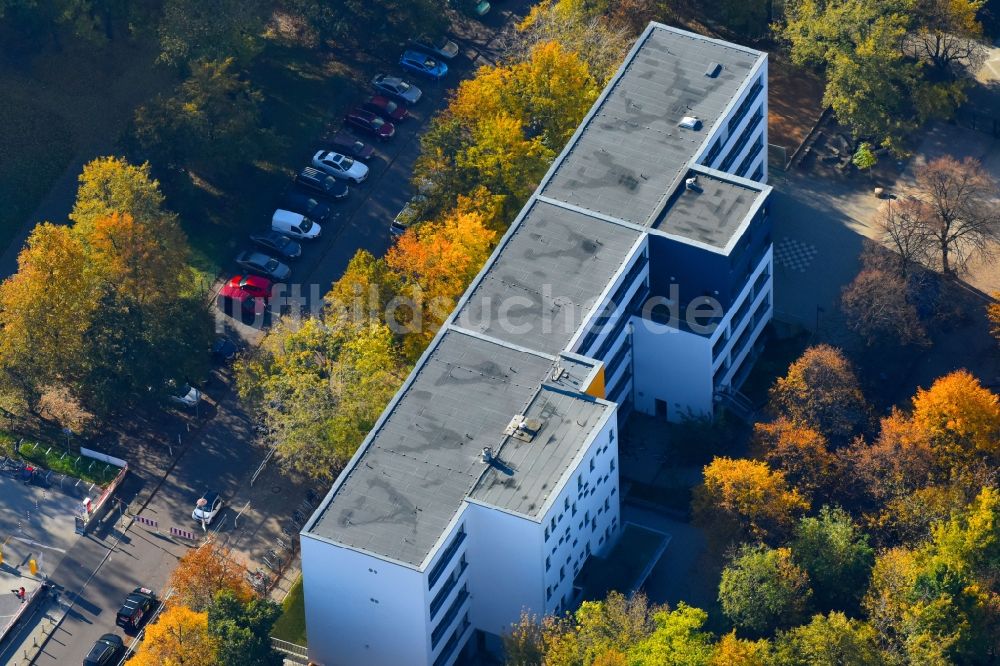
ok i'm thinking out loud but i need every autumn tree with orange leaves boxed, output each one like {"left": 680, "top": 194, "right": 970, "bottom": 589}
{"left": 167, "top": 543, "right": 252, "bottom": 612}
{"left": 387, "top": 208, "right": 496, "bottom": 358}
{"left": 769, "top": 345, "right": 867, "bottom": 442}
{"left": 754, "top": 418, "right": 838, "bottom": 501}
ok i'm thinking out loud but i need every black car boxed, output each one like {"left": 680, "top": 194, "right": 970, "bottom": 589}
{"left": 327, "top": 130, "right": 376, "bottom": 161}
{"left": 294, "top": 167, "right": 350, "bottom": 200}
{"left": 83, "top": 633, "right": 124, "bottom": 666}
{"left": 281, "top": 189, "right": 335, "bottom": 221}
{"left": 211, "top": 337, "right": 238, "bottom": 364}
{"left": 116, "top": 587, "right": 157, "bottom": 632}
{"left": 250, "top": 231, "right": 302, "bottom": 261}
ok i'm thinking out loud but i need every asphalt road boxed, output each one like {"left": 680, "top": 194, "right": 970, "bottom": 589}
{"left": 5, "top": 4, "right": 530, "bottom": 664}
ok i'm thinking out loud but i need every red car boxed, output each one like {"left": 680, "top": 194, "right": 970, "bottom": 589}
{"left": 345, "top": 108, "right": 395, "bottom": 140}
{"left": 361, "top": 95, "right": 409, "bottom": 123}
{"left": 218, "top": 275, "right": 272, "bottom": 316}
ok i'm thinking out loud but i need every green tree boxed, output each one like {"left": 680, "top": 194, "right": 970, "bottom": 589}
{"left": 235, "top": 318, "right": 406, "bottom": 481}
{"left": 773, "top": 612, "right": 886, "bottom": 666}
{"left": 207, "top": 590, "right": 283, "bottom": 666}
{"left": 134, "top": 58, "right": 265, "bottom": 173}
{"left": 279, "top": 0, "right": 446, "bottom": 50}
{"left": 157, "top": 0, "right": 268, "bottom": 66}
{"left": 852, "top": 142, "right": 877, "bottom": 178}
{"left": 718, "top": 545, "right": 813, "bottom": 635}
{"left": 864, "top": 488, "right": 999, "bottom": 664}
{"left": 781, "top": 0, "right": 970, "bottom": 153}
{"left": 629, "top": 604, "right": 716, "bottom": 665}
{"left": 791, "top": 506, "right": 875, "bottom": 611}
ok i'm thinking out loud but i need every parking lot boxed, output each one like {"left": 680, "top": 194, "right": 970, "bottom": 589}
{"left": 0, "top": 4, "right": 534, "bottom": 665}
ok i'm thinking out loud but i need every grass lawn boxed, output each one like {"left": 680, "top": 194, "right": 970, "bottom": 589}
{"left": 0, "top": 93, "right": 75, "bottom": 248}
{"left": 0, "top": 37, "right": 176, "bottom": 254}
{"left": 0, "top": 433, "right": 120, "bottom": 486}
{"left": 271, "top": 575, "right": 307, "bottom": 646}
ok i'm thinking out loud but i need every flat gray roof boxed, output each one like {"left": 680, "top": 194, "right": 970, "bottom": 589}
{"left": 469, "top": 387, "right": 609, "bottom": 517}
{"left": 653, "top": 169, "right": 762, "bottom": 247}
{"left": 454, "top": 200, "right": 641, "bottom": 355}
{"left": 304, "top": 23, "right": 768, "bottom": 569}
{"left": 307, "top": 329, "right": 555, "bottom": 567}
{"left": 541, "top": 26, "right": 763, "bottom": 227}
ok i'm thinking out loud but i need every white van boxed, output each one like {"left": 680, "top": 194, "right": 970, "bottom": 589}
{"left": 272, "top": 209, "right": 321, "bottom": 240}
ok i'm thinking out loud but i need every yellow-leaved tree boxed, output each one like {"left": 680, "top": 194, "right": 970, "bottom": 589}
{"left": 911, "top": 369, "right": 1000, "bottom": 462}
{"left": 131, "top": 604, "right": 217, "bottom": 666}
{"left": 694, "top": 457, "right": 809, "bottom": 545}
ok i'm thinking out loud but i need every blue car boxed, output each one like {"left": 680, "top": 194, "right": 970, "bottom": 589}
{"left": 399, "top": 50, "right": 448, "bottom": 80}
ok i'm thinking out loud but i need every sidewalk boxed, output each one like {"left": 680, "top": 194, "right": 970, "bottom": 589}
{"left": 2, "top": 594, "right": 61, "bottom": 666}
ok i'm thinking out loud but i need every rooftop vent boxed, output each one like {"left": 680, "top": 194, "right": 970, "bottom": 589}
{"left": 504, "top": 414, "right": 544, "bottom": 442}
{"left": 685, "top": 175, "right": 702, "bottom": 192}
{"left": 481, "top": 447, "right": 493, "bottom": 463}
{"left": 705, "top": 62, "right": 722, "bottom": 78}
{"left": 678, "top": 116, "right": 702, "bottom": 130}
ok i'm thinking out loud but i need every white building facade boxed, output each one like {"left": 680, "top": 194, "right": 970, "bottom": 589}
{"left": 301, "top": 23, "right": 773, "bottom": 666}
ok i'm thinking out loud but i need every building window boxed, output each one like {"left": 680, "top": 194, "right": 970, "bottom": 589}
{"left": 428, "top": 527, "right": 466, "bottom": 589}
{"left": 429, "top": 557, "right": 468, "bottom": 619}
{"left": 546, "top": 556, "right": 551, "bottom": 571}
{"left": 590, "top": 458, "right": 595, "bottom": 472}
{"left": 560, "top": 566, "right": 565, "bottom": 582}
{"left": 727, "top": 77, "right": 764, "bottom": 134}
{"left": 572, "top": 502, "right": 577, "bottom": 516}
{"left": 610, "top": 458, "right": 616, "bottom": 473}
{"left": 431, "top": 586, "right": 469, "bottom": 648}
{"left": 546, "top": 586, "right": 552, "bottom": 600}
{"left": 544, "top": 527, "right": 549, "bottom": 541}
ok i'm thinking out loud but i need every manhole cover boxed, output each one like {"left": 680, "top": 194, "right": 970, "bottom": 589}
{"left": 272, "top": 486, "right": 282, "bottom": 494}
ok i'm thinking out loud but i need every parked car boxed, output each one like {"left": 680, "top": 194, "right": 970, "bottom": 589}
{"left": 235, "top": 250, "right": 292, "bottom": 281}
{"left": 410, "top": 34, "right": 460, "bottom": 59}
{"left": 311, "top": 150, "right": 369, "bottom": 183}
{"left": 361, "top": 95, "right": 409, "bottom": 123}
{"left": 371, "top": 74, "right": 422, "bottom": 105}
{"left": 451, "top": 0, "right": 491, "bottom": 17}
{"left": 295, "top": 167, "right": 349, "bottom": 199}
{"left": 328, "top": 130, "right": 376, "bottom": 160}
{"left": 218, "top": 275, "right": 271, "bottom": 315}
{"left": 391, "top": 194, "right": 427, "bottom": 236}
{"left": 345, "top": 108, "right": 395, "bottom": 140}
{"left": 211, "top": 337, "right": 238, "bottom": 364}
{"left": 192, "top": 490, "right": 224, "bottom": 526}
{"left": 272, "top": 209, "right": 321, "bottom": 240}
{"left": 399, "top": 50, "right": 448, "bottom": 80}
{"left": 84, "top": 633, "right": 124, "bottom": 666}
{"left": 168, "top": 381, "right": 201, "bottom": 407}
{"left": 281, "top": 190, "right": 335, "bottom": 222}
{"left": 116, "top": 587, "right": 157, "bottom": 632}
{"left": 250, "top": 230, "right": 302, "bottom": 261}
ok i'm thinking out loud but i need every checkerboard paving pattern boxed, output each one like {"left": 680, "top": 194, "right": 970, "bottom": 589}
{"left": 774, "top": 236, "right": 818, "bottom": 272}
